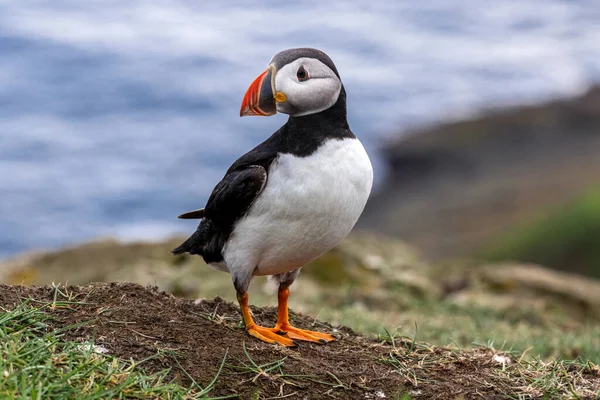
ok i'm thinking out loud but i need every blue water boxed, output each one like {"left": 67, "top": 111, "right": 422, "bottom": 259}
{"left": 1, "top": 1, "right": 600, "bottom": 257}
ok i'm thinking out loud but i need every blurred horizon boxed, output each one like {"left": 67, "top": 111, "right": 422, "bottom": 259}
{"left": 2, "top": 1, "right": 600, "bottom": 258}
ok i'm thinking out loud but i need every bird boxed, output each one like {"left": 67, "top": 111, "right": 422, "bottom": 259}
{"left": 173, "top": 48, "right": 373, "bottom": 347}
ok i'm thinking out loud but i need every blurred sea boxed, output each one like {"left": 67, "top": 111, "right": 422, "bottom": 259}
{"left": 1, "top": 1, "right": 600, "bottom": 257}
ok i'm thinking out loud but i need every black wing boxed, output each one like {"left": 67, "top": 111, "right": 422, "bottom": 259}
{"left": 172, "top": 131, "right": 282, "bottom": 260}
{"left": 172, "top": 165, "right": 268, "bottom": 260}
{"left": 176, "top": 140, "right": 279, "bottom": 222}
{"left": 204, "top": 165, "right": 267, "bottom": 227}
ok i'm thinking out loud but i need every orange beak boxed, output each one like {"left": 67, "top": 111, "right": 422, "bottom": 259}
{"left": 240, "top": 65, "right": 277, "bottom": 117}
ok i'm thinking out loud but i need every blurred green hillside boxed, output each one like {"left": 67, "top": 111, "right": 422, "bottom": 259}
{"left": 483, "top": 186, "right": 600, "bottom": 278}
{"left": 360, "top": 86, "right": 600, "bottom": 279}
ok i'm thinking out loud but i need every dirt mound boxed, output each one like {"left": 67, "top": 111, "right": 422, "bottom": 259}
{"left": 1, "top": 283, "right": 598, "bottom": 399}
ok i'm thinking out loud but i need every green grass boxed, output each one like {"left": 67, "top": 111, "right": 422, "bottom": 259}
{"left": 313, "top": 296, "right": 600, "bottom": 363}
{"left": 483, "top": 186, "right": 600, "bottom": 278}
{"left": 1, "top": 285, "right": 598, "bottom": 399}
{"left": 379, "top": 329, "right": 600, "bottom": 399}
{"left": 3, "top": 234, "right": 600, "bottom": 397}
{"left": 0, "top": 301, "right": 226, "bottom": 399}
{"left": 4, "top": 233, "right": 599, "bottom": 364}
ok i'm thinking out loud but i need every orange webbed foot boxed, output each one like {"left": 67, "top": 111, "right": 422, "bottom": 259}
{"left": 275, "top": 323, "right": 336, "bottom": 344}
{"left": 246, "top": 324, "right": 297, "bottom": 347}
{"left": 237, "top": 288, "right": 335, "bottom": 347}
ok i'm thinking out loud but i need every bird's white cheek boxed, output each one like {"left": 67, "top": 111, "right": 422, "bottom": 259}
{"left": 276, "top": 79, "right": 341, "bottom": 116}
{"left": 308, "top": 80, "right": 341, "bottom": 109}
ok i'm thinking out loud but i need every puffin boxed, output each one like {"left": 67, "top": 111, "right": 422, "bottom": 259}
{"left": 173, "top": 48, "right": 373, "bottom": 346}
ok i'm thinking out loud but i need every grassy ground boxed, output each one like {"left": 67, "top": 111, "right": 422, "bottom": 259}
{"left": 2, "top": 233, "right": 600, "bottom": 364}
{"left": 0, "top": 298, "right": 220, "bottom": 399}
{"left": 1, "top": 283, "right": 599, "bottom": 399}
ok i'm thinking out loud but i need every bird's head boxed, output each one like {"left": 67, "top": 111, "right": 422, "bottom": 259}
{"left": 240, "top": 48, "right": 343, "bottom": 118}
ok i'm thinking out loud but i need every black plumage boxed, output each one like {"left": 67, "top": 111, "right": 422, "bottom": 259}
{"left": 172, "top": 165, "right": 267, "bottom": 262}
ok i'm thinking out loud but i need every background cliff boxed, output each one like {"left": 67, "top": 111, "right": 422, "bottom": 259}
{"left": 359, "top": 86, "right": 600, "bottom": 277}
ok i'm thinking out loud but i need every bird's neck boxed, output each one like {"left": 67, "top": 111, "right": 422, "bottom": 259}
{"left": 285, "top": 86, "right": 350, "bottom": 136}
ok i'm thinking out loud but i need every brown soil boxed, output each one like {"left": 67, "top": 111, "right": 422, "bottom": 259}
{"left": 1, "top": 282, "right": 593, "bottom": 399}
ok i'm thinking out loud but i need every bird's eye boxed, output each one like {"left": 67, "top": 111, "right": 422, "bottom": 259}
{"left": 296, "top": 66, "right": 308, "bottom": 81}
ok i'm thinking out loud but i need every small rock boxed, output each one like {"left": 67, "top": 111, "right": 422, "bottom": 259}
{"left": 76, "top": 343, "right": 109, "bottom": 354}
{"left": 492, "top": 354, "right": 511, "bottom": 366}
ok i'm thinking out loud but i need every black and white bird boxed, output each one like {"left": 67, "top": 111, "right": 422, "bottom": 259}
{"left": 173, "top": 48, "right": 373, "bottom": 346}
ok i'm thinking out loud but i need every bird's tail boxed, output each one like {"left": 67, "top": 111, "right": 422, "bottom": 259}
{"left": 172, "top": 220, "right": 212, "bottom": 256}
{"left": 172, "top": 233, "right": 199, "bottom": 255}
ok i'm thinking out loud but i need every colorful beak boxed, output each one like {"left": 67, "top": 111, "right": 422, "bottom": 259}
{"left": 240, "top": 65, "right": 277, "bottom": 117}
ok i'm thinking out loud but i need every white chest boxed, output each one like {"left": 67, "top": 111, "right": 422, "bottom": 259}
{"left": 223, "top": 137, "right": 373, "bottom": 276}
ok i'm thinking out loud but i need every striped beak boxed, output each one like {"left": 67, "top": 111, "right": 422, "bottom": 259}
{"left": 240, "top": 65, "right": 277, "bottom": 117}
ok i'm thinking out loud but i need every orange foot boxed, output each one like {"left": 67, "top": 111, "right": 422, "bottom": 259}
{"left": 237, "top": 289, "right": 336, "bottom": 347}
{"left": 246, "top": 323, "right": 335, "bottom": 346}
{"left": 246, "top": 323, "right": 297, "bottom": 347}
{"left": 274, "top": 323, "right": 335, "bottom": 344}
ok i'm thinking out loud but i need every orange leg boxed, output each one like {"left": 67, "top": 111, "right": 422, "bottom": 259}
{"left": 272, "top": 287, "right": 336, "bottom": 344}
{"left": 237, "top": 292, "right": 296, "bottom": 347}
{"left": 237, "top": 288, "right": 335, "bottom": 346}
